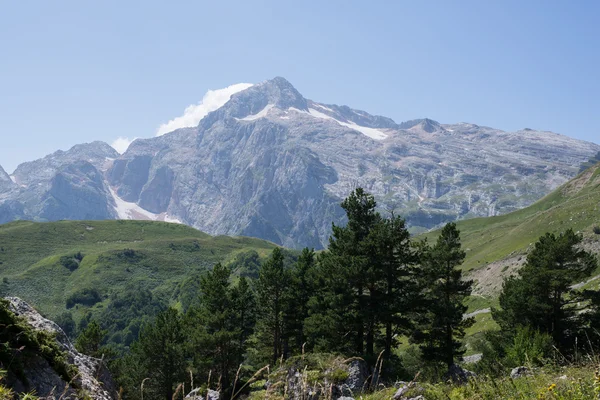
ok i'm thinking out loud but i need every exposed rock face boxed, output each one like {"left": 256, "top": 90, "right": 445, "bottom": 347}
{"left": 0, "top": 164, "right": 15, "bottom": 194}
{"left": 0, "top": 77, "right": 598, "bottom": 248}
{"left": 4, "top": 297, "right": 118, "bottom": 400}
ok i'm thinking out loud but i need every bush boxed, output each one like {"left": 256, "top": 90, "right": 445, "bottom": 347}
{"left": 66, "top": 288, "right": 102, "bottom": 308}
{"left": 59, "top": 255, "right": 80, "bottom": 271}
{"left": 505, "top": 326, "right": 553, "bottom": 366}
{"left": 593, "top": 226, "right": 600, "bottom": 235}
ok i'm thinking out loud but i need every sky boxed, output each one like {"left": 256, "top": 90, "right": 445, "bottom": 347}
{"left": 0, "top": 0, "right": 599, "bottom": 173}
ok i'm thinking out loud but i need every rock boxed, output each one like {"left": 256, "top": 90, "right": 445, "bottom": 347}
{"left": 446, "top": 364, "right": 476, "bottom": 383}
{"left": 392, "top": 385, "right": 411, "bottom": 400}
{"left": 340, "top": 359, "right": 369, "bottom": 395}
{"left": 337, "top": 397, "right": 354, "bottom": 400}
{"left": 4, "top": 297, "right": 118, "bottom": 400}
{"left": 510, "top": 366, "right": 532, "bottom": 379}
{"left": 392, "top": 382, "right": 424, "bottom": 400}
{"left": 185, "top": 388, "right": 220, "bottom": 400}
{"left": 462, "top": 353, "right": 483, "bottom": 364}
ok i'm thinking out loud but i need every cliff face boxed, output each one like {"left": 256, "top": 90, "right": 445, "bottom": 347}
{"left": 0, "top": 78, "right": 598, "bottom": 248}
{"left": 3, "top": 297, "right": 117, "bottom": 400}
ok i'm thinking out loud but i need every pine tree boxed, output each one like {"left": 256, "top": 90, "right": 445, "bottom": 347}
{"left": 133, "top": 307, "right": 186, "bottom": 400}
{"left": 186, "top": 263, "right": 241, "bottom": 390}
{"left": 284, "top": 247, "right": 316, "bottom": 354}
{"left": 75, "top": 320, "right": 107, "bottom": 358}
{"left": 255, "top": 247, "right": 289, "bottom": 365}
{"left": 369, "top": 215, "right": 419, "bottom": 358}
{"left": 493, "top": 229, "right": 597, "bottom": 349}
{"left": 414, "top": 222, "right": 473, "bottom": 370}
{"left": 231, "top": 275, "right": 256, "bottom": 349}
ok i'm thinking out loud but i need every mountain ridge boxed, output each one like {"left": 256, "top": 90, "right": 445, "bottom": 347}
{"left": 1, "top": 77, "right": 599, "bottom": 248}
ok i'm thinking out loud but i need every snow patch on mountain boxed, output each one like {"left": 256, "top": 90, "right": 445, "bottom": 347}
{"left": 110, "top": 187, "right": 182, "bottom": 223}
{"left": 10, "top": 176, "right": 16, "bottom": 184}
{"left": 288, "top": 107, "right": 388, "bottom": 140}
{"left": 239, "top": 104, "right": 275, "bottom": 121}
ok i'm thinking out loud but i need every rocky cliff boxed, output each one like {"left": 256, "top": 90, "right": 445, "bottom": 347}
{"left": 0, "top": 77, "right": 598, "bottom": 248}
{"left": 2, "top": 297, "right": 117, "bottom": 400}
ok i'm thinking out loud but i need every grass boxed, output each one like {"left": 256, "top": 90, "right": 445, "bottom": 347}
{"left": 421, "top": 163, "right": 600, "bottom": 278}
{"left": 396, "top": 363, "right": 600, "bottom": 399}
{"left": 0, "top": 220, "right": 277, "bottom": 322}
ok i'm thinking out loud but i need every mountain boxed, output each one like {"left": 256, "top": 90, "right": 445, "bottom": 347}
{"left": 423, "top": 162, "right": 600, "bottom": 297}
{"left": 1, "top": 77, "right": 599, "bottom": 248}
{"left": 0, "top": 164, "right": 15, "bottom": 193}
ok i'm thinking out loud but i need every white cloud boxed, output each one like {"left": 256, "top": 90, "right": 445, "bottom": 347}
{"left": 111, "top": 137, "right": 137, "bottom": 154}
{"left": 155, "top": 83, "right": 253, "bottom": 136}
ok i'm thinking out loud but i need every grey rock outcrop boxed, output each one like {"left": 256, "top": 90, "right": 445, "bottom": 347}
{"left": 510, "top": 366, "right": 532, "bottom": 379}
{"left": 4, "top": 297, "right": 118, "bottom": 400}
{"left": 0, "top": 77, "right": 598, "bottom": 249}
{"left": 185, "top": 388, "right": 220, "bottom": 400}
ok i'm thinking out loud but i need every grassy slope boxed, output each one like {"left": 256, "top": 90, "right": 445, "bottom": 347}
{"left": 422, "top": 163, "right": 600, "bottom": 273}
{"left": 0, "top": 220, "right": 276, "bottom": 319}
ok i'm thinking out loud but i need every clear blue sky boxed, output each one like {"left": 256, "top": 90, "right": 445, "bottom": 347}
{"left": 1, "top": 0, "right": 598, "bottom": 172}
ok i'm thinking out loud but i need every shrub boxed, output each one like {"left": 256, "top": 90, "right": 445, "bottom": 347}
{"left": 59, "top": 255, "right": 80, "bottom": 271}
{"left": 593, "top": 226, "right": 600, "bottom": 235}
{"left": 66, "top": 288, "right": 102, "bottom": 308}
{"left": 326, "top": 368, "right": 349, "bottom": 383}
{"left": 505, "top": 326, "right": 553, "bottom": 366}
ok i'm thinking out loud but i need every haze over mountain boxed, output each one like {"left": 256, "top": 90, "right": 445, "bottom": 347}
{"left": 0, "top": 77, "right": 598, "bottom": 248}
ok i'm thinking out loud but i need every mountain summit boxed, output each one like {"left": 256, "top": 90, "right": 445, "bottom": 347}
{"left": 1, "top": 77, "right": 599, "bottom": 248}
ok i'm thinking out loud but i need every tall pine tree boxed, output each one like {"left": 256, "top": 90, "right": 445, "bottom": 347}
{"left": 414, "top": 223, "right": 473, "bottom": 370}
{"left": 493, "top": 229, "right": 597, "bottom": 350}
{"left": 254, "top": 247, "right": 289, "bottom": 365}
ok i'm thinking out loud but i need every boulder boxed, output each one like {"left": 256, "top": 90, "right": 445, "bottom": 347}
{"left": 340, "top": 359, "right": 369, "bottom": 394}
{"left": 510, "top": 366, "right": 532, "bottom": 379}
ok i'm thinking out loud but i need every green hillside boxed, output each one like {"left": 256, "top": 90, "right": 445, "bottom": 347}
{"left": 424, "top": 163, "right": 600, "bottom": 273}
{"left": 0, "top": 220, "right": 277, "bottom": 321}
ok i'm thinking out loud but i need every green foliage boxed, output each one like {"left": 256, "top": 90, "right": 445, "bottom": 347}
{"left": 116, "top": 308, "right": 187, "bottom": 400}
{"left": 413, "top": 223, "right": 473, "bottom": 369}
{"left": 493, "top": 229, "right": 598, "bottom": 350}
{"left": 54, "top": 311, "right": 76, "bottom": 338}
{"left": 253, "top": 248, "right": 289, "bottom": 365}
{"left": 65, "top": 287, "right": 102, "bottom": 308}
{"left": 97, "top": 284, "right": 165, "bottom": 350}
{"left": 185, "top": 263, "right": 250, "bottom": 390}
{"left": 228, "top": 249, "right": 263, "bottom": 279}
{"left": 504, "top": 326, "right": 553, "bottom": 366}
{"left": 75, "top": 320, "right": 107, "bottom": 358}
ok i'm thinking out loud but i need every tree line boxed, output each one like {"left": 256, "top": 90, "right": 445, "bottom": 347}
{"left": 73, "top": 188, "right": 600, "bottom": 399}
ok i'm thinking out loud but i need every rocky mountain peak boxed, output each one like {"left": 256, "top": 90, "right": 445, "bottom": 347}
{"left": 13, "top": 141, "right": 118, "bottom": 186}
{"left": 398, "top": 118, "right": 442, "bottom": 132}
{"left": 201, "top": 77, "right": 308, "bottom": 126}
{"left": 0, "top": 164, "right": 11, "bottom": 182}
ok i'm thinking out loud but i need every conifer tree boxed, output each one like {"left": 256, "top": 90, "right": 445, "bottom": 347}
{"left": 414, "top": 222, "right": 473, "bottom": 369}
{"left": 131, "top": 307, "right": 186, "bottom": 400}
{"left": 255, "top": 247, "right": 289, "bottom": 364}
{"left": 493, "top": 229, "right": 597, "bottom": 349}
{"left": 186, "top": 263, "right": 241, "bottom": 389}
{"left": 231, "top": 275, "right": 256, "bottom": 349}
{"left": 284, "top": 247, "right": 316, "bottom": 354}
{"left": 75, "top": 320, "right": 107, "bottom": 358}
